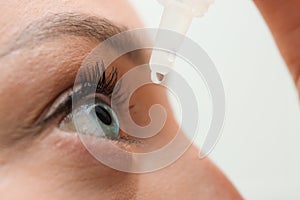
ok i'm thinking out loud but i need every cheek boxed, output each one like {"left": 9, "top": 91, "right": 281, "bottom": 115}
{"left": 0, "top": 128, "right": 139, "bottom": 200}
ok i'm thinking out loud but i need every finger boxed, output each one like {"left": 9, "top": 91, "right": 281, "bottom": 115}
{"left": 254, "top": 0, "right": 300, "bottom": 93}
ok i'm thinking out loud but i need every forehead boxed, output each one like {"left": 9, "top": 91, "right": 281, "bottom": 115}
{"left": 0, "top": 0, "right": 143, "bottom": 46}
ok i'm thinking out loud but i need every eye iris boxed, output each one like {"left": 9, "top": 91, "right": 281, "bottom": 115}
{"left": 95, "top": 106, "right": 112, "bottom": 125}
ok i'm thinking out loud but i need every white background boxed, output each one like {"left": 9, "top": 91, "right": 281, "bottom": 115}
{"left": 130, "top": 0, "right": 300, "bottom": 199}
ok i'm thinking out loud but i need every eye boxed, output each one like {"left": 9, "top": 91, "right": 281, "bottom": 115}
{"left": 37, "top": 63, "right": 127, "bottom": 141}
{"left": 93, "top": 101, "right": 120, "bottom": 139}
{"left": 59, "top": 99, "right": 120, "bottom": 140}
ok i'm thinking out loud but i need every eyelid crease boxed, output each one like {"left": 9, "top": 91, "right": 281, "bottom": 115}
{"left": 33, "top": 62, "right": 120, "bottom": 128}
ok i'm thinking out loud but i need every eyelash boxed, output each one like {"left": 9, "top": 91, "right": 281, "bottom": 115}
{"left": 37, "top": 61, "right": 120, "bottom": 126}
{"left": 77, "top": 61, "right": 119, "bottom": 99}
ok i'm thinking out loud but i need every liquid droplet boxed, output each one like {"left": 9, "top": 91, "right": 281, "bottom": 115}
{"left": 151, "top": 72, "right": 165, "bottom": 84}
{"left": 156, "top": 73, "right": 164, "bottom": 82}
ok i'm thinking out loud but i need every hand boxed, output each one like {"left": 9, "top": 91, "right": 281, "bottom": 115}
{"left": 254, "top": 0, "right": 300, "bottom": 95}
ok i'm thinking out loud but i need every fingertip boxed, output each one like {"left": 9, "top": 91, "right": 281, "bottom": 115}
{"left": 297, "top": 76, "right": 300, "bottom": 98}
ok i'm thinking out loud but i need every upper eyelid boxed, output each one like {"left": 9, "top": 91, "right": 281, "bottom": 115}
{"left": 35, "top": 87, "right": 73, "bottom": 126}
{"left": 35, "top": 64, "right": 120, "bottom": 127}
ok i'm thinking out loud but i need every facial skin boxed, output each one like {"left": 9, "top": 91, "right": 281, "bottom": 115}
{"left": 0, "top": 0, "right": 244, "bottom": 199}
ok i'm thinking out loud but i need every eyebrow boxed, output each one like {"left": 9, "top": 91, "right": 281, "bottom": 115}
{"left": 0, "top": 13, "right": 146, "bottom": 62}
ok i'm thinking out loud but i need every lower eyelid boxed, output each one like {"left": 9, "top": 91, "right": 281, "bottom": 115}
{"left": 45, "top": 128, "right": 116, "bottom": 169}
{"left": 51, "top": 126, "right": 139, "bottom": 163}
{"left": 50, "top": 128, "right": 87, "bottom": 154}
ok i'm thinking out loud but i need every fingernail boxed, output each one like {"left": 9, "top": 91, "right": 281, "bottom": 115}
{"left": 297, "top": 77, "right": 300, "bottom": 99}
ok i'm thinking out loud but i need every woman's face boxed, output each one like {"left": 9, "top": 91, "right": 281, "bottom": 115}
{"left": 0, "top": 0, "right": 241, "bottom": 199}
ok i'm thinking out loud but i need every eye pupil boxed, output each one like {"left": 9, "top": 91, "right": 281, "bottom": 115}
{"left": 95, "top": 106, "right": 112, "bottom": 125}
